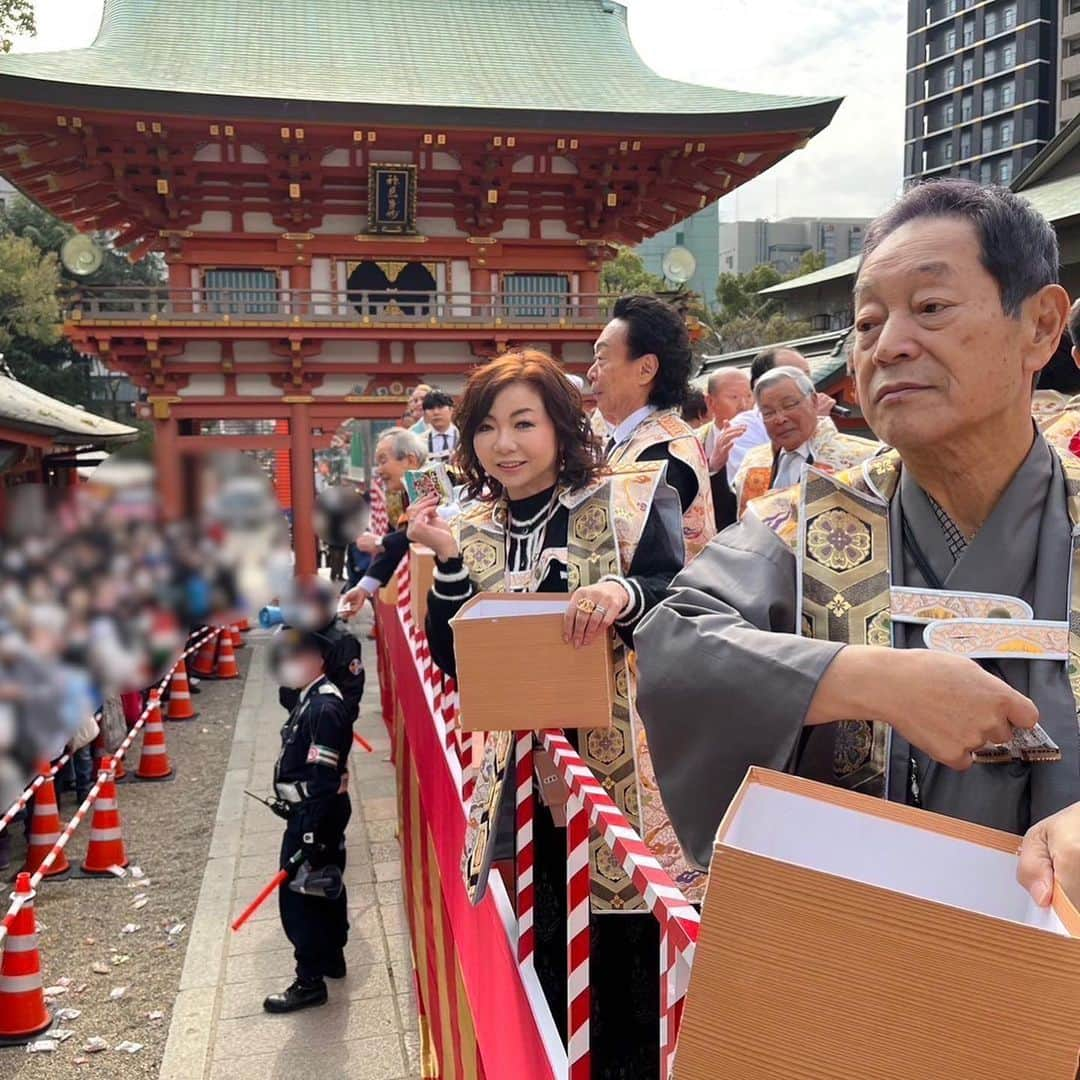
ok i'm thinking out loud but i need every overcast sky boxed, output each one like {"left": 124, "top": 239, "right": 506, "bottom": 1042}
{"left": 12, "top": 0, "right": 905, "bottom": 222}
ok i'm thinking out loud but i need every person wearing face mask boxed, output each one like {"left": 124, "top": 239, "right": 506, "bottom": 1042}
{"left": 277, "top": 576, "right": 364, "bottom": 725}
{"left": 264, "top": 627, "right": 353, "bottom": 1014}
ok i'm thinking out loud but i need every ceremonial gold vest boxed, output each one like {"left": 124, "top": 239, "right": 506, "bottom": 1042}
{"left": 747, "top": 420, "right": 1080, "bottom": 794}
{"left": 607, "top": 409, "right": 716, "bottom": 561}
{"left": 458, "top": 463, "right": 706, "bottom": 910}
{"left": 734, "top": 418, "right": 881, "bottom": 519}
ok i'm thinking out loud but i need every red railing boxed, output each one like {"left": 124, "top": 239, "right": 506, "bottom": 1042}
{"left": 68, "top": 286, "right": 615, "bottom": 325}
{"left": 383, "top": 555, "right": 697, "bottom": 1078}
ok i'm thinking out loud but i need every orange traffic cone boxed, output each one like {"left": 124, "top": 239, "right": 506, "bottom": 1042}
{"left": 214, "top": 631, "right": 240, "bottom": 680}
{"left": 92, "top": 730, "right": 126, "bottom": 783}
{"left": 238, "top": 616, "right": 251, "bottom": 631}
{"left": 165, "top": 659, "right": 199, "bottom": 721}
{"left": 134, "top": 691, "right": 174, "bottom": 781}
{"left": 190, "top": 632, "right": 219, "bottom": 679}
{"left": 79, "top": 757, "right": 129, "bottom": 875}
{"left": 0, "top": 873, "right": 51, "bottom": 1045}
{"left": 20, "top": 777, "right": 70, "bottom": 879}
{"left": 230, "top": 624, "right": 245, "bottom": 650}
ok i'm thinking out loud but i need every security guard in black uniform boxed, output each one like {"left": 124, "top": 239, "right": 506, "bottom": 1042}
{"left": 264, "top": 628, "right": 353, "bottom": 1014}
{"left": 278, "top": 575, "right": 365, "bottom": 723}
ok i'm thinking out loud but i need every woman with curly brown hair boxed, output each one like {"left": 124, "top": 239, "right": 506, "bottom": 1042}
{"left": 407, "top": 347, "right": 690, "bottom": 1079}
{"left": 407, "top": 347, "right": 683, "bottom": 679}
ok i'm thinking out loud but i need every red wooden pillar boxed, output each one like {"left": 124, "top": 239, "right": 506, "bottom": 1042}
{"left": 169, "top": 261, "right": 193, "bottom": 314}
{"left": 273, "top": 417, "right": 292, "bottom": 510}
{"left": 471, "top": 264, "right": 491, "bottom": 319}
{"left": 580, "top": 268, "right": 600, "bottom": 320}
{"left": 153, "top": 409, "right": 182, "bottom": 521}
{"left": 291, "top": 263, "right": 311, "bottom": 316}
{"left": 289, "top": 401, "right": 317, "bottom": 575}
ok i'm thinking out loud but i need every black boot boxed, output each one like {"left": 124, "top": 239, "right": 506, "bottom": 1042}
{"left": 263, "top": 977, "right": 328, "bottom": 1014}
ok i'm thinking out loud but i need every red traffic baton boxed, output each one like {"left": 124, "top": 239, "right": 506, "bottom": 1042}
{"left": 231, "top": 850, "right": 303, "bottom": 932}
{"left": 353, "top": 732, "right": 374, "bottom": 753}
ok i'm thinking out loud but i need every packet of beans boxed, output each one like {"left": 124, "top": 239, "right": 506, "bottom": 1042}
{"left": 405, "top": 462, "right": 454, "bottom": 507}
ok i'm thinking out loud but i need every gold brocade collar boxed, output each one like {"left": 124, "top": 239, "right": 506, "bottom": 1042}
{"left": 462, "top": 474, "right": 614, "bottom": 535}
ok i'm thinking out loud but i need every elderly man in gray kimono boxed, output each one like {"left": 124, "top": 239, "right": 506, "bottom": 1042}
{"left": 636, "top": 179, "right": 1080, "bottom": 906}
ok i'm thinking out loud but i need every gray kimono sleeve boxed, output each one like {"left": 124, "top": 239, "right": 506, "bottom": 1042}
{"left": 634, "top": 515, "right": 845, "bottom": 867}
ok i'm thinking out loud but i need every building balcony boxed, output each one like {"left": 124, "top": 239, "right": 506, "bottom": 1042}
{"left": 1064, "top": 12, "right": 1080, "bottom": 41}
{"left": 67, "top": 286, "right": 614, "bottom": 331}
{"left": 1064, "top": 52, "right": 1080, "bottom": 83}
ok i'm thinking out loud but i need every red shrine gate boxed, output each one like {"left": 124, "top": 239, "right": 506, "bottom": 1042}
{"left": 0, "top": 5, "right": 841, "bottom": 1074}
{"left": 0, "top": 2, "right": 837, "bottom": 573}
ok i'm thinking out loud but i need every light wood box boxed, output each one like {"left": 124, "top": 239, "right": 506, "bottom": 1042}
{"left": 377, "top": 576, "right": 398, "bottom": 605}
{"left": 409, "top": 545, "right": 436, "bottom": 629}
{"left": 675, "top": 767, "right": 1080, "bottom": 1080}
{"left": 449, "top": 592, "right": 613, "bottom": 732}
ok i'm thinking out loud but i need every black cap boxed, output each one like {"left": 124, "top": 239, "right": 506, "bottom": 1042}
{"left": 270, "top": 626, "right": 328, "bottom": 665}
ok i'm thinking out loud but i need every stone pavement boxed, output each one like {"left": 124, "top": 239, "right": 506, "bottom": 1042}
{"left": 159, "top": 621, "right": 420, "bottom": 1080}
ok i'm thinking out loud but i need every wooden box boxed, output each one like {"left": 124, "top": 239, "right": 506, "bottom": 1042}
{"left": 449, "top": 592, "right": 613, "bottom": 732}
{"left": 675, "top": 768, "right": 1080, "bottom": 1080}
{"left": 409, "top": 545, "right": 436, "bottom": 629}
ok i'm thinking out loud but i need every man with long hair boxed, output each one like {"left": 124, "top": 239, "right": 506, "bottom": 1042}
{"left": 589, "top": 295, "right": 716, "bottom": 560}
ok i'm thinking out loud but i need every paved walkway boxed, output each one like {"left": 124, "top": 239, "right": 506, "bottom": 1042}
{"left": 160, "top": 621, "right": 420, "bottom": 1080}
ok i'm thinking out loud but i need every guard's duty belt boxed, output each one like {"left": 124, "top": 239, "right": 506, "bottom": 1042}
{"left": 275, "top": 775, "right": 350, "bottom": 804}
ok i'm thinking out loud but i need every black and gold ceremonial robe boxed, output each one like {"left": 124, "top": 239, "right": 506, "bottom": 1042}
{"left": 635, "top": 426, "right": 1080, "bottom": 869}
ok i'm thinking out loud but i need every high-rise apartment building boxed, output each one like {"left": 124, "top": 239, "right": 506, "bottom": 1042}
{"left": 905, "top": 0, "right": 1058, "bottom": 186}
{"left": 1059, "top": 0, "right": 1080, "bottom": 126}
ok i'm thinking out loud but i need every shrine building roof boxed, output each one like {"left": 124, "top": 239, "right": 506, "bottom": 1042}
{"left": 0, "top": 0, "right": 839, "bottom": 135}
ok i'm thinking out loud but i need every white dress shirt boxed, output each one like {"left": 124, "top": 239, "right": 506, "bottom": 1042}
{"left": 605, "top": 404, "right": 657, "bottom": 457}
{"left": 725, "top": 407, "right": 770, "bottom": 487}
{"left": 772, "top": 442, "right": 813, "bottom": 490}
{"left": 428, "top": 425, "right": 459, "bottom": 458}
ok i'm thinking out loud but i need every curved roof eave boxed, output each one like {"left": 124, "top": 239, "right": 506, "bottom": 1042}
{"left": 0, "top": 75, "right": 842, "bottom": 138}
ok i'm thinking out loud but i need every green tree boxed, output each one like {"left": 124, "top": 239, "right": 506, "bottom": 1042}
{"left": 713, "top": 263, "right": 784, "bottom": 325}
{"left": 1, "top": 0, "right": 33, "bottom": 53}
{"left": 0, "top": 232, "right": 60, "bottom": 352}
{"left": 709, "top": 254, "right": 831, "bottom": 354}
{"left": 0, "top": 196, "right": 166, "bottom": 410}
{"left": 600, "top": 246, "right": 667, "bottom": 295}
{"left": 3, "top": 337, "right": 92, "bottom": 404}
{"left": 2, "top": 196, "right": 166, "bottom": 288}
{"left": 789, "top": 249, "right": 827, "bottom": 278}
{"left": 716, "top": 312, "right": 813, "bottom": 353}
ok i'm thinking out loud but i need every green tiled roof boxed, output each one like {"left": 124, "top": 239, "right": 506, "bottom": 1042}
{"left": 699, "top": 328, "right": 851, "bottom": 385}
{"left": 0, "top": 0, "right": 839, "bottom": 132}
{"left": 1019, "top": 173, "right": 1080, "bottom": 226}
{"left": 758, "top": 254, "right": 860, "bottom": 296}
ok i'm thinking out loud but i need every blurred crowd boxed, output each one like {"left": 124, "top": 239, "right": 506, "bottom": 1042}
{"left": 0, "top": 454, "right": 292, "bottom": 816}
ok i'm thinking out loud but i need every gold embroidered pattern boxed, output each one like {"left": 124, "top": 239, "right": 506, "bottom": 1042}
{"left": 799, "top": 469, "right": 890, "bottom": 795}
{"left": 866, "top": 608, "right": 892, "bottom": 647}
{"left": 573, "top": 504, "right": 608, "bottom": 545}
{"left": 807, "top": 508, "right": 872, "bottom": 572}
{"left": 462, "top": 537, "right": 499, "bottom": 576}
{"left": 826, "top": 592, "right": 852, "bottom": 617}
{"left": 607, "top": 409, "right": 716, "bottom": 561}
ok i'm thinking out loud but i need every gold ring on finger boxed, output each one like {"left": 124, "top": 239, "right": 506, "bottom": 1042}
{"left": 576, "top": 597, "right": 597, "bottom": 614}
